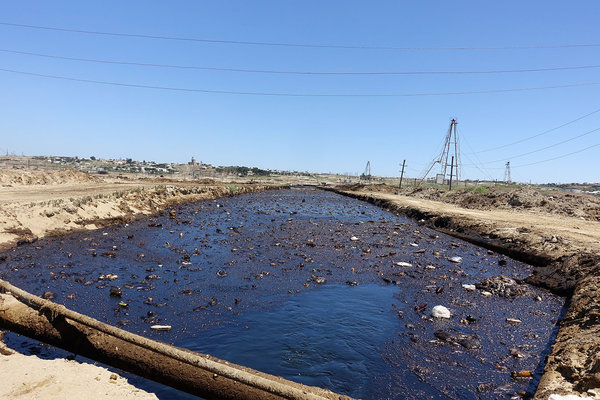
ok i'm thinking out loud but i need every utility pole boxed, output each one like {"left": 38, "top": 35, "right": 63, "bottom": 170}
{"left": 399, "top": 160, "right": 406, "bottom": 188}
{"left": 449, "top": 156, "right": 454, "bottom": 190}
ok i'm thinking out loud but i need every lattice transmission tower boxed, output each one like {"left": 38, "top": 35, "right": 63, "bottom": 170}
{"left": 504, "top": 161, "right": 512, "bottom": 184}
{"left": 419, "top": 119, "right": 461, "bottom": 186}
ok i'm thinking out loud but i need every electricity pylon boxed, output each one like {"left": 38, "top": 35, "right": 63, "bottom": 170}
{"left": 504, "top": 161, "right": 512, "bottom": 184}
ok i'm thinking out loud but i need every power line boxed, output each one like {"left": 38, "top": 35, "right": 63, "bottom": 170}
{"left": 469, "top": 106, "right": 600, "bottom": 154}
{"left": 2, "top": 67, "right": 600, "bottom": 97}
{"left": 487, "top": 143, "right": 600, "bottom": 169}
{"left": 464, "top": 126, "right": 600, "bottom": 165}
{"left": 3, "top": 48, "right": 600, "bottom": 76}
{"left": 2, "top": 21, "right": 600, "bottom": 51}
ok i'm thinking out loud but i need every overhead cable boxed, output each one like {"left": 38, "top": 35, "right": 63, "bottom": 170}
{"left": 464, "top": 126, "right": 600, "bottom": 165}
{"left": 2, "top": 22, "right": 600, "bottom": 51}
{"left": 487, "top": 143, "right": 600, "bottom": 169}
{"left": 469, "top": 106, "right": 600, "bottom": 154}
{"left": 3, "top": 48, "right": 600, "bottom": 75}
{"left": 2, "top": 67, "right": 600, "bottom": 97}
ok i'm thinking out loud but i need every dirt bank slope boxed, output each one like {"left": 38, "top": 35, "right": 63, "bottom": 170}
{"left": 0, "top": 173, "right": 279, "bottom": 251}
{"left": 332, "top": 184, "right": 600, "bottom": 400}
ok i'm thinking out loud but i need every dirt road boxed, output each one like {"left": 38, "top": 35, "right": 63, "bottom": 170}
{"left": 355, "top": 191, "right": 600, "bottom": 255}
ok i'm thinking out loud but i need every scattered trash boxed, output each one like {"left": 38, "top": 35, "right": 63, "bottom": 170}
{"left": 511, "top": 370, "right": 532, "bottom": 378}
{"left": 506, "top": 318, "right": 522, "bottom": 324}
{"left": 41, "top": 291, "right": 57, "bottom": 300}
{"left": 460, "top": 315, "right": 479, "bottom": 324}
{"left": 431, "top": 305, "right": 451, "bottom": 319}
{"left": 461, "top": 284, "right": 476, "bottom": 291}
{"left": 0, "top": 188, "right": 565, "bottom": 400}
{"left": 476, "top": 276, "right": 533, "bottom": 298}
{"left": 99, "top": 273, "right": 118, "bottom": 281}
{"left": 150, "top": 325, "right": 172, "bottom": 331}
{"left": 510, "top": 348, "right": 525, "bottom": 358}
{"left": 434, "top": 329, "right": 481, "bottom": 349}
{"left": 109, "top": 287, "right": 122, "bottom": 297}
{"left": 396, "top": 262, "right": 413, "bottom": 267}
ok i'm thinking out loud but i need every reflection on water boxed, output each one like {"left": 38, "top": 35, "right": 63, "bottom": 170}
{"left": 180, "top": 284, "right": 402, "bottom": 399}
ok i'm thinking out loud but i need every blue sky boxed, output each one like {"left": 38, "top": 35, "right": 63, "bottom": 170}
{"left": 1, "top": 1, "right": 599, "bottom": 183}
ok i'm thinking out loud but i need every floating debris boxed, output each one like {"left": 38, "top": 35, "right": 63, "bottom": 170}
{"left": 462, "top": 284, "right": 476, "bottom": 291}
{"left": 99, "top": 273, "right": 118, "bottom": 281}
{"left": 41, "top": 291, "right": 57, "bottom": 300}
{"left": 350, "top": 236, "right": 359, "bottom": 241}
{"left": 511, "top": 370, "right": 532, "bottom": 378}
{"left": 431, "top": 305, "right": 451, "bottom": 319}
{"left": 448, "top": 256, "right": 463, "bottom": 263}
{"left": 395, "top": 262, "right": 413, "bottom": 267}
{"left": 434, "top": 330, "right": 481, "bottom": 349}
{"left": 216, "top": 270, "right": 228, "bottom": 278}
{"left": 150, "top": 325, "right": 172, "bottom": 331}
{"left": 475, "top": 275, "right": 534, "bottom": 298}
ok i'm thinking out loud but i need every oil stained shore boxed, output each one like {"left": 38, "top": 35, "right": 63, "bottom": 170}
{"left": 0, "top": 188, "right": 564, "bottom": 399}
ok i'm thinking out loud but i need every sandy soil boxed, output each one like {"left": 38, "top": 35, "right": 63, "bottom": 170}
{"left": 0, "top": 339, "right": 158, "bottom": 400}
{"left": 0, "top": 169, "right": 283, "bottom": 400}
{"left": 0, "top": 170, "right": 278, "bottom": 251}
{"left": 332, "top": 184, "right": 600, "bottom": 399}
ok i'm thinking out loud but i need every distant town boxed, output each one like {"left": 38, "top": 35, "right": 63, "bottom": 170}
{"left": 0, "top": 154, "right": 598, "bottom": 195}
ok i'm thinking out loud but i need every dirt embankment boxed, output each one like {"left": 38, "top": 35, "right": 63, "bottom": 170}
{"left": 337, "top": 183, "right": 600, "bottom": 222}
{"left": 331, "top": 184, "right": 600, "bottom": 400}
{"left": 0, "top": 170, "right": 282, "bottom": 251}
{"left": 0, "top": 169, "right": 103, "bottom": 187}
